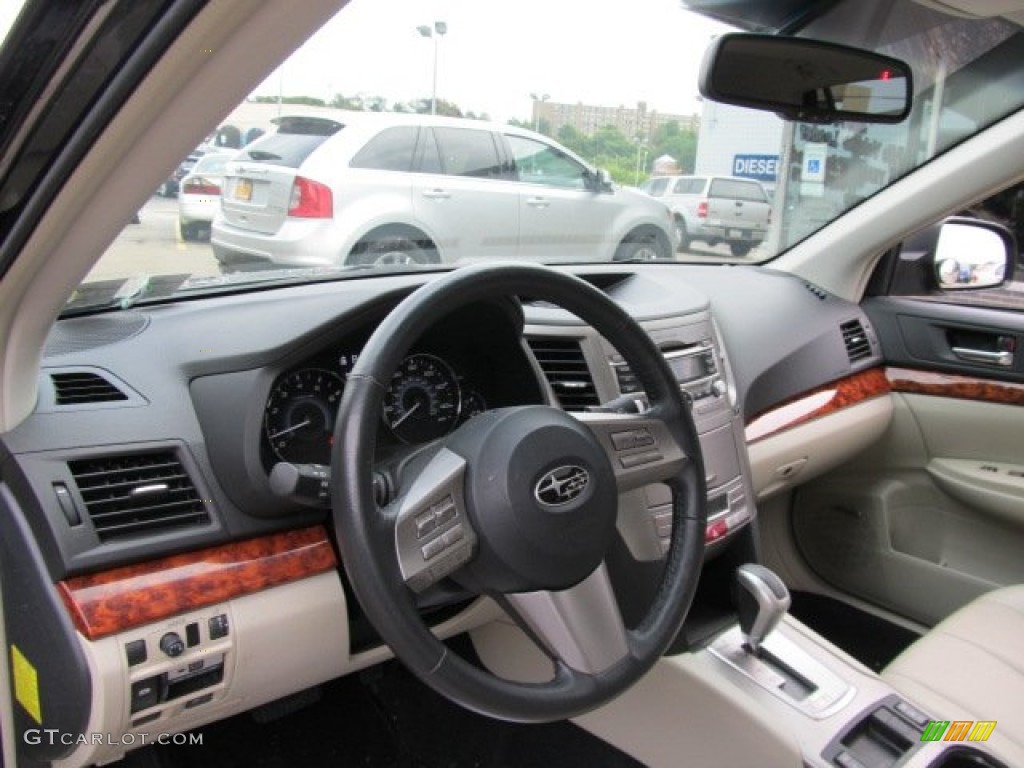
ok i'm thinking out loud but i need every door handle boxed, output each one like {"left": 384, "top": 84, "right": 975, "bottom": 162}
{"left": 951, "top": 347, "right": 1014, "bottom": 367}
{"left": 422, "top": 189, "right": 451, "bottom": 200}
{"left": 526, "top": 197, "right": 550, "bottom": 208}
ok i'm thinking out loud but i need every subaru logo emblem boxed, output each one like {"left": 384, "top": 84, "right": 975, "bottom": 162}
{"left": 534, "top": 465, "right": 590, "bottom": 507}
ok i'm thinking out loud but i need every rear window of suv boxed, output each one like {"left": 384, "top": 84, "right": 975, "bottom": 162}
{"left": 236, "top": 134, "right": 333, "bottom": 168}
{"left": 708, "top": 178, "right": 768, "bottom": 202}
{"left": 236, "top": 118, "right": 344, "bottom": 168}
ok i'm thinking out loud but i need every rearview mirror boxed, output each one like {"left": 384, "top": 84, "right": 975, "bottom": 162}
{"left": 699, "top": 34, "right": 912, "bottom": 124}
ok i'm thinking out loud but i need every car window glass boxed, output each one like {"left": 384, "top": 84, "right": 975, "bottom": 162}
{"left": 192, "top": 154, "right": 231, "bottom": 174}
{"left": 506, "top": 135, "right": 587, "bottom": 189}
{"left": 433, "top": 127, "right": 504, "bottom": 178}
{"left": 643, "top": 177, "right": 670, "bottom": 196}
{"left": 416, "top": 128, "right": 444, "bottom": 174}
{"left": 709, "top": 178, "right": 767, "bottom": 202}
{"left": 237, "top": 132, "right": 335, "bottom": 168}
{"left": 62, "top": 0, "right": 1024, "bottom": 296}
{"left": 350, "top": 126, "right": 419, "bottom": 171}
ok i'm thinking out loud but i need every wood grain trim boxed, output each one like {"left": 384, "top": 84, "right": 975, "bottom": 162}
{"left": 745, "top": 368, "right": 891, "bottom": 443}
{"left": 58, "top": 526, "right": 337, "bottom": 640}
{"left": 887, "top": 367, "right": 1024, "bottom": 406}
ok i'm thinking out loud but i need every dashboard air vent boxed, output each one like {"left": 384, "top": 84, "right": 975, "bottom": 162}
{"left": 51, "top": 371, "right": 128, "bottom": 405}
{"left": 527, "top": 338, "right": 600, "bottom": 411}
{"left": 841, "top": 319, "right": 872, "bottom": 363}
{"left": 68, "top": 452, "right": 210, "bottom": 541}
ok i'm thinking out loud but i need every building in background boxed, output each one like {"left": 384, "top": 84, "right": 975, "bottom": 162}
{"left": 532, "top": 99, "right": 699, "bottom": 140}
{"left": 694, "top": 100, "right": 785, "bottom": 194}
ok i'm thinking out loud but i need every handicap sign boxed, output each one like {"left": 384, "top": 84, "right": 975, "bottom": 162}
{"left": 802, "top": 143, "right": 827, "bottom": 183}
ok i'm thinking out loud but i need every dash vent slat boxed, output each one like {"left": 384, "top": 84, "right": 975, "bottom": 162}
{"left": 527, "top": 339, "right": 600, "bottom": 411}
{"left": 52, "top": 372, "right": 128, "bottom": 405}
{"left": 841, "top": 319, "right": 872, "bottom": 363}
{"left": 68, "top": 452, "right": 210, "bottom": 541}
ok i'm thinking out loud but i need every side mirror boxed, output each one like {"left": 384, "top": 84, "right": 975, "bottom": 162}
{"left": 586, "top": 168, "right": 613, "bottom": 193}
{"left": 933, "top": 217, "right": 1016, "bottom": 290}
{"left": 699, "top": 33, "right": 912, "bottom": 124}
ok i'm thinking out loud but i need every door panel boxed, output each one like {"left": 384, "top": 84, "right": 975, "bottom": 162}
{"left": 791, "top": 296, "right": 1024, "bottom": 626}
{"left": 505, "top": 134, "right": 611, "bottom": 260}
{"left": 792, "top": 392, "right": 1024, "bottom": 626}
{"left": 411, "top": 127, "right": 519, "bottom": 260}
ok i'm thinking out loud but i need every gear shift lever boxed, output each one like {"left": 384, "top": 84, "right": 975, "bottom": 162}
{"left": 735, "top": 563, "right": 791, "bottom": 653}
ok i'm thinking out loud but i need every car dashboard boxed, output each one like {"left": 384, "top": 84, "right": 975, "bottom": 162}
{"left": 0, "top": 263, "right": 889, "bottom": 767}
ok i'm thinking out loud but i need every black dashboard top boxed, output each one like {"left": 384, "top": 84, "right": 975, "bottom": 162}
{"left": 1, "top": 264, "right": 880, "bottom": 578}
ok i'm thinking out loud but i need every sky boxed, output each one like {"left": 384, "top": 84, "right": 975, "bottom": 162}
{"left": 251, "top": 0, "right": 732, "bottom": 124}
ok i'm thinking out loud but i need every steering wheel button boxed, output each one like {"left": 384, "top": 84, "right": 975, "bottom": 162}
{"left": 415, "top": 511, "right": 438, "bottom": 538}
{"left": 422, "top": 537, "right": 445, "bottom": 561}
{"left": 610, "top": 431, "right": 638, "bottom": 451}
{"left": 434, "top": 497, "right": 457, "bottom": 524}
{"left": 633, "top": 428, "right": 655, "bottom": 448}
{"left": 442, "top": 524, "right": 464, "bottom": 546}
{"left": 619, "top": 450, "right": 662, "bottom": 469}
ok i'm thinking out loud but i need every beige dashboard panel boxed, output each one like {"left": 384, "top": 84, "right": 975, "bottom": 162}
{"left": 747, "top": 396, "right": 893, "bottom": 499}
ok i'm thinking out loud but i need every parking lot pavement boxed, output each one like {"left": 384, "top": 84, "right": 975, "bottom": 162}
{"left": 85, "top": 196, "right": 222, "bottom": 282}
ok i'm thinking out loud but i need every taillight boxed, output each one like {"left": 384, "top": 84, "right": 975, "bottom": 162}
{"left": 182, "top": 177, "right": 221, "bottom": 196}
{"left": 697, "top": 200, "right": 708, "bottom": 219}
{"left": 288, "top": 177, "right": 333, "bottom": 218}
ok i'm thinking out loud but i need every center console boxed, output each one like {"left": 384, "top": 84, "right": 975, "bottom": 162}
{"left": 470, "top": 561, "right": 1009, "bottom": 768}
{"left": 526, "top": 307, "right": 756, "bottom": 563}
{"left": 606, "top": 314, "right": 754, "bottom": 555}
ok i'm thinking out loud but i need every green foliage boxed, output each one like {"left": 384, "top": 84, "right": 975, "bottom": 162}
{"left": 250, "top": 95, "right": 327, "bottom": 107}
{"left": 543, "top": 119, "right": 698, "bottom": 183}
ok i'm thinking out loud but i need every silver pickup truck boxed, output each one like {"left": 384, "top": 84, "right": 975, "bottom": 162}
{"left": 640, "top": 174, "right": 772, "bottom": 256}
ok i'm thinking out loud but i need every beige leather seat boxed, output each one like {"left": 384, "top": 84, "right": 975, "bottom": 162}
{"left": 882, "top": 585, "right": 1024, "bottom": 765}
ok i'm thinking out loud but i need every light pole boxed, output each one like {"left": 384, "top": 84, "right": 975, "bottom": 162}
{"left": 634, "top": 135, "right": 648, "bottom": 186}
{"left": 417, "top": 21, "right": 447, "bottom": 115}
{"left": 530, "top": 92, "right": 549, "bottom": 132}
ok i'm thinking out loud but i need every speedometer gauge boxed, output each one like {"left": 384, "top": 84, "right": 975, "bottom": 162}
{"left": 383, "top": 353, "right": 461, "bottom": 444}
{"left": 264, "top": 368, "right": 344, "bottom": 464}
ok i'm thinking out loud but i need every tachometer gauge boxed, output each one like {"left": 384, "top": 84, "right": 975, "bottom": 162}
{"left": 264, "top": 368, "right": 345, "bottom": 464}
{"left": 460, "top": 390, "right": 487, "bottom": 421}
{"left": 383, "top": 353, "right": 461, "bottom": 444}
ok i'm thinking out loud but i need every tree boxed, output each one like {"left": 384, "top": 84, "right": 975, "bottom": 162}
{"left": 556, "top": 125, "right": 587, "bottom": 155}
{"left": 250, "top": 95, "right": 327, "bottom": 107}
{"left": 590, "top": 125, "right": 633, "bottom": 159}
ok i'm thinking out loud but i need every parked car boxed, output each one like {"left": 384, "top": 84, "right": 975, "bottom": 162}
{"left": 177, "top": 151, "right": 234, "bottom": 241}
{"left": 5, "top": 1, "right": 1024, "bottom": 768}
{"left": 157, "top": 152, "right": 201, "bottom": 198}
{"left": 211, "top": 113, "right": 677, "bottom": 270}
{"left": 641, "top": 174, "right": 771, "bottom": 256}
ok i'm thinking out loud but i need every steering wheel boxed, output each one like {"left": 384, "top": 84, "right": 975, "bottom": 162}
{"left": 331, "top": 263, "right": 706, "bottom": 722}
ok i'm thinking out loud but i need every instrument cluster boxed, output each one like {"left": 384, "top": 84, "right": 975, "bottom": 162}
{"left": 262, "top": 349, "right": 490, "bottom": 467}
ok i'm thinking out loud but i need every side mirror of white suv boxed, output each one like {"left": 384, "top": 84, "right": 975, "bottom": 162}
{"left": 586, "top": 168, "right": 614, "bottom": 193}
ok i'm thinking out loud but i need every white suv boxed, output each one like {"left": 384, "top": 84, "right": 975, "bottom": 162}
{"left": 211, "top": 112, "right": 676, "bottom": 270}
{"left": 641, "top": 174, "right": 771, "bottom": 256}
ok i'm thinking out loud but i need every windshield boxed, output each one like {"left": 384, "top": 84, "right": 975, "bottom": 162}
{"left": 76, "top": 0, "right": 1024, "bottom": 308}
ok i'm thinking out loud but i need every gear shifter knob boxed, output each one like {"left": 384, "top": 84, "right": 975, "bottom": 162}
{"left": 735, "top": 563, "right": 791, "bottom": 653}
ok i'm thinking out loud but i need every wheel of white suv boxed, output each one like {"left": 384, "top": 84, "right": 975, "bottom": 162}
{"left": 348, "top": 235, "right": 440, "bottom": 266}
{"left": 674, "top": 217, "right": 690, "bottom": 252}
{"left": 613, "top": 229, "right": 670, "bottom": 261}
